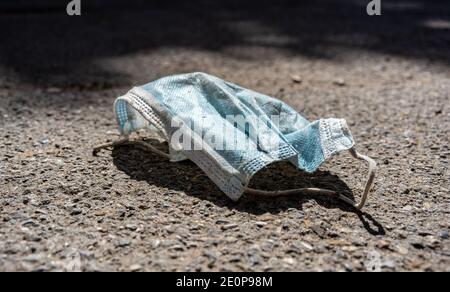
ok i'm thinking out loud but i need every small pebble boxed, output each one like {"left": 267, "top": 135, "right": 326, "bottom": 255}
{"left": 129, "top": 264, "right": 142, "bottom": 272}
{"left": 382, "top": 260, "right": 396, "bottom": 269}
{"left": 438, "top": 230, "right": 449, "bottom": 240}
{"left": 402, "top": 205, "right": 413, "bottom": 212}
{"left": 70, "top": 209, "right": 82, "bottom": 216}
{"left": 115, "top": 239, "right": 131, "bottom": 248}
{"left": 221, "top": 223, "right": 239, "bottom": 231}
{"left": 333, "top": 78, "right": 346, "bottom": 86}
{"left": 38, "top": 139, "right": 50, "bottom": 145}
{"left": 291, "top": 75, "right": 302, "bottom": 83}
{"left": 126, "top": 224, "right": 138, "bottom": 231}
{"left": 15, "top": 147, "right": 25, "bottom": 153}
{"left": 255, "top": 221, "right": 267, "bottom": 227}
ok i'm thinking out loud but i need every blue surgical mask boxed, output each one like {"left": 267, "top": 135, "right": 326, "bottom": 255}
{"left": 96, "top": 72, "right": 376, "bottom": 209}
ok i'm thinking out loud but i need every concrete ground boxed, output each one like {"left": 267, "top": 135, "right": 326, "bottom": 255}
{"left": 0, "top": 0, "right": 449, "bottom": 271}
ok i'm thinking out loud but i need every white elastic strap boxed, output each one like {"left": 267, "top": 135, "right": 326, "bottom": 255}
{"left": 244, "top": 147, "right": 377, "bottom": 210}
{"left": 93, "top": 137, "right": 129, "bottom": 156}
{"left": 345, "top": 147, "right": 377, "bottom": 209}
{"left": 93, "top": 136, "right": 171, "bottom": 159}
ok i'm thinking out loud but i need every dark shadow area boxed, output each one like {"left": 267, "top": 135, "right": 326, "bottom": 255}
{"left": 111, "top": 141, "right": 385, "bottom": 235}
{"left": 0, "top": 0, "right": 449, "bottom": 87}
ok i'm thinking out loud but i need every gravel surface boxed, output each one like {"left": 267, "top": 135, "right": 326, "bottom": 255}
{"left": 0, "top": 0, "right": 449, "bottom": 271}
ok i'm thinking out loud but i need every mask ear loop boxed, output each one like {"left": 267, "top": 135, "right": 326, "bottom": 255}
{"left": 94, "top": 139, "right": 376, "bottom": 210}
{"left": 343, "top": 148, "right": 377, "bottom": 209}
{"left": 244, "top": 147, "right": 377, "bottom": 210}
{"left": 93, "top": 136, "right": 171, "bottom": 159}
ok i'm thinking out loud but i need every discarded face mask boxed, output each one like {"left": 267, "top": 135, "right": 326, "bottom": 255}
{"left": 94, "top": 72, "right": 376, "bottom": 209}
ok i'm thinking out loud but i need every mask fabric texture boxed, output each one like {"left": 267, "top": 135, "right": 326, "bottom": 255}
{"left": 114, "top": 72, "right": 355, "bottom": 201}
